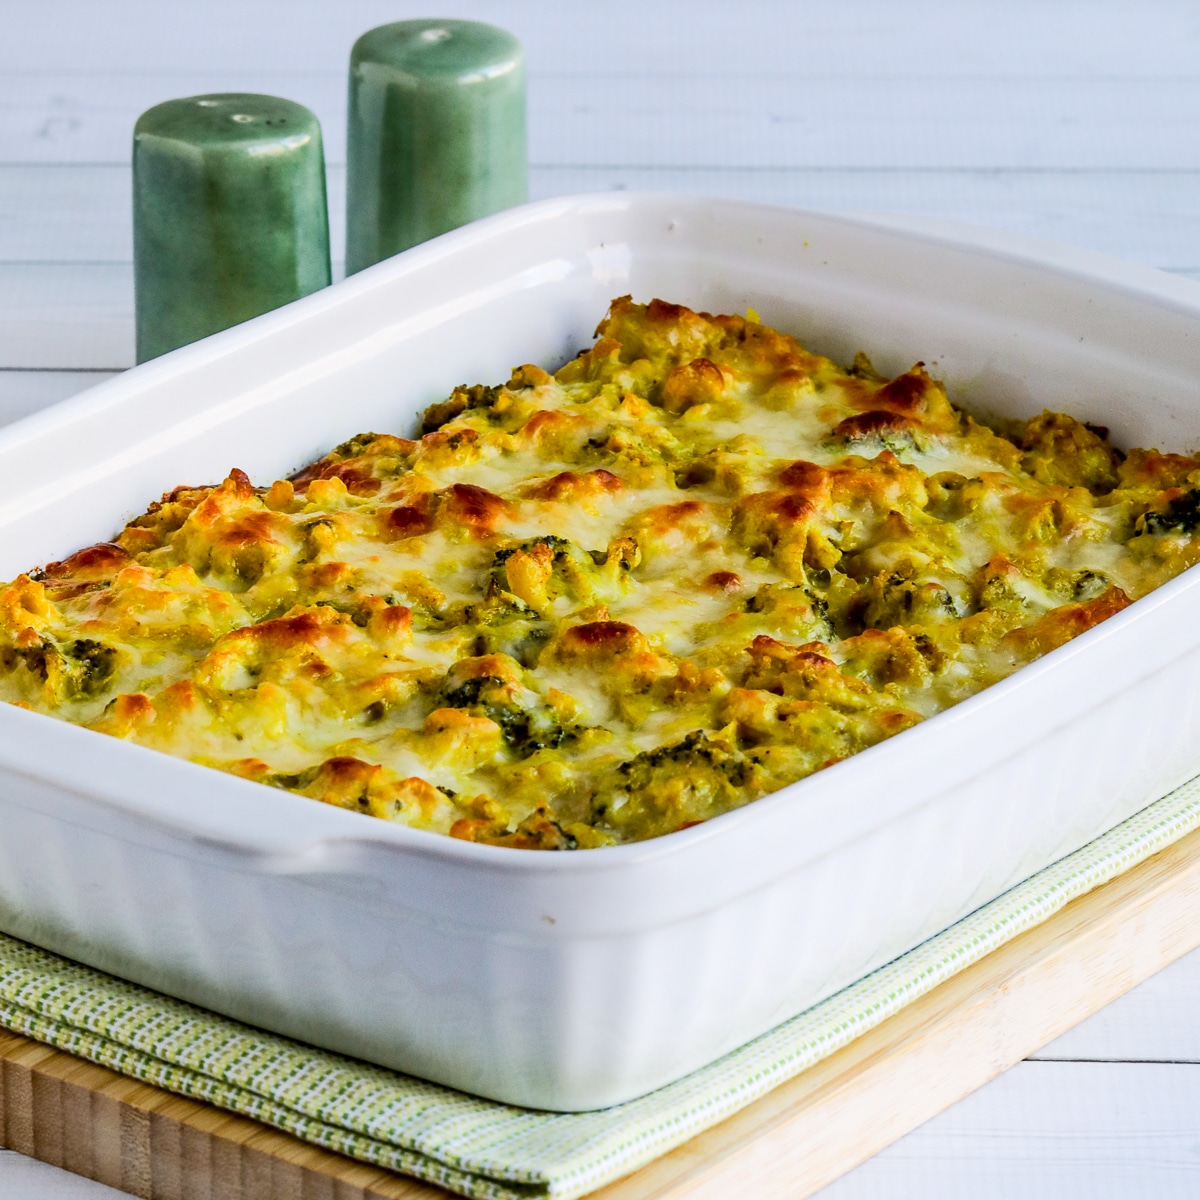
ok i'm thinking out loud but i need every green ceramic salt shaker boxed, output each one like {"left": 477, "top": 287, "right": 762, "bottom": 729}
{"left": 133, "top": 94, "right": 332, "bottom": 363}
{"left": 346, "top": 19, "right": 527, "bottom": 273}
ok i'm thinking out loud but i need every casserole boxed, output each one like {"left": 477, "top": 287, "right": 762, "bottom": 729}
{"left": 4, "top": 295, "right": 1182, "bottom": 851}
{"left": 1, "top": 194, "right": 1200, "bottom": 1109}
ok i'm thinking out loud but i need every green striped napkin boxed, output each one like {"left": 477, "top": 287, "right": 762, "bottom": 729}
{"left": 3, "top": 777, "right": 1199, "bottom": 1200}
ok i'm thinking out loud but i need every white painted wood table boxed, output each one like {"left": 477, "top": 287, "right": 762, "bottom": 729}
{"left": 3, "top": 1, "right": 1200, "bottom": 1195}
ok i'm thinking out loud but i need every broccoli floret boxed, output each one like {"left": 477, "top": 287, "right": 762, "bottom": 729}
{"left": 65, "top": 639, "right": 117, "bottom": 697}
{"left": 489, "top": 536, "right": 592, "bottom": 594}
{"left": 591, "top": 731, "right": 761, "bottom": 841}
{"left": 1141, "top": 489, "right": 1200, "bottom": 536}
{"left": 0, "top": 635, "right": 118, "bottom": 705}
{"left": 421, "top": 383, "right": 503, "bottom": 433}
{"left": 441, "top": 674, "right": 572, "bottom": 757}
{"left": 615, "top": 731, "right": 754, "bottom": 787}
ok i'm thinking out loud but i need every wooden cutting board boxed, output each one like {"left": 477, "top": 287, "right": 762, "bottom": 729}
{"left": 4, "top": 822, "right": 1200, "bottom": 1200}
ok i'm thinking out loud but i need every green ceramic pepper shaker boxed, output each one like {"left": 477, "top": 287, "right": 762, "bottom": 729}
{"left": 133, "top": 94, "right": 332, "bottom": 363}
{"left": 346, "top": 19, "right": 527, "bottom": 274}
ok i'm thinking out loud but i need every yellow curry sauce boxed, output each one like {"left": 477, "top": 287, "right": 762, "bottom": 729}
{"left": 2, "top": 297, "right": 1198, "bottom": 847}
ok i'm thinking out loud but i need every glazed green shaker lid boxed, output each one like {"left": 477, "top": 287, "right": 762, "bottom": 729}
{"left": 135, "top": 92, "right": 320, "bottom": 147}
{"left": 353, "top": 18, "right": 522, "bottom": 79}
{"left": 346, "top": 19, "right": 528, "bottom": 274}
{"left": 133, "top": 93, "right": 332, "bottom": 363}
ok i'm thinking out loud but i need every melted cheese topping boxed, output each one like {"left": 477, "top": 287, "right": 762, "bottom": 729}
{"left": 3, "top": 296, "right": 1199, "bottom": 848}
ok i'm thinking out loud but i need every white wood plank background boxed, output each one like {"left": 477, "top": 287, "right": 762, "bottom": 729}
{"left": 3, "top": 0, "right": 1200, "bottom": 1195}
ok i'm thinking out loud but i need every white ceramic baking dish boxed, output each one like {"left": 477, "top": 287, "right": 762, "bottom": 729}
{"left": 1, "top": 194, "right": 1200, "bottom": 1111}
